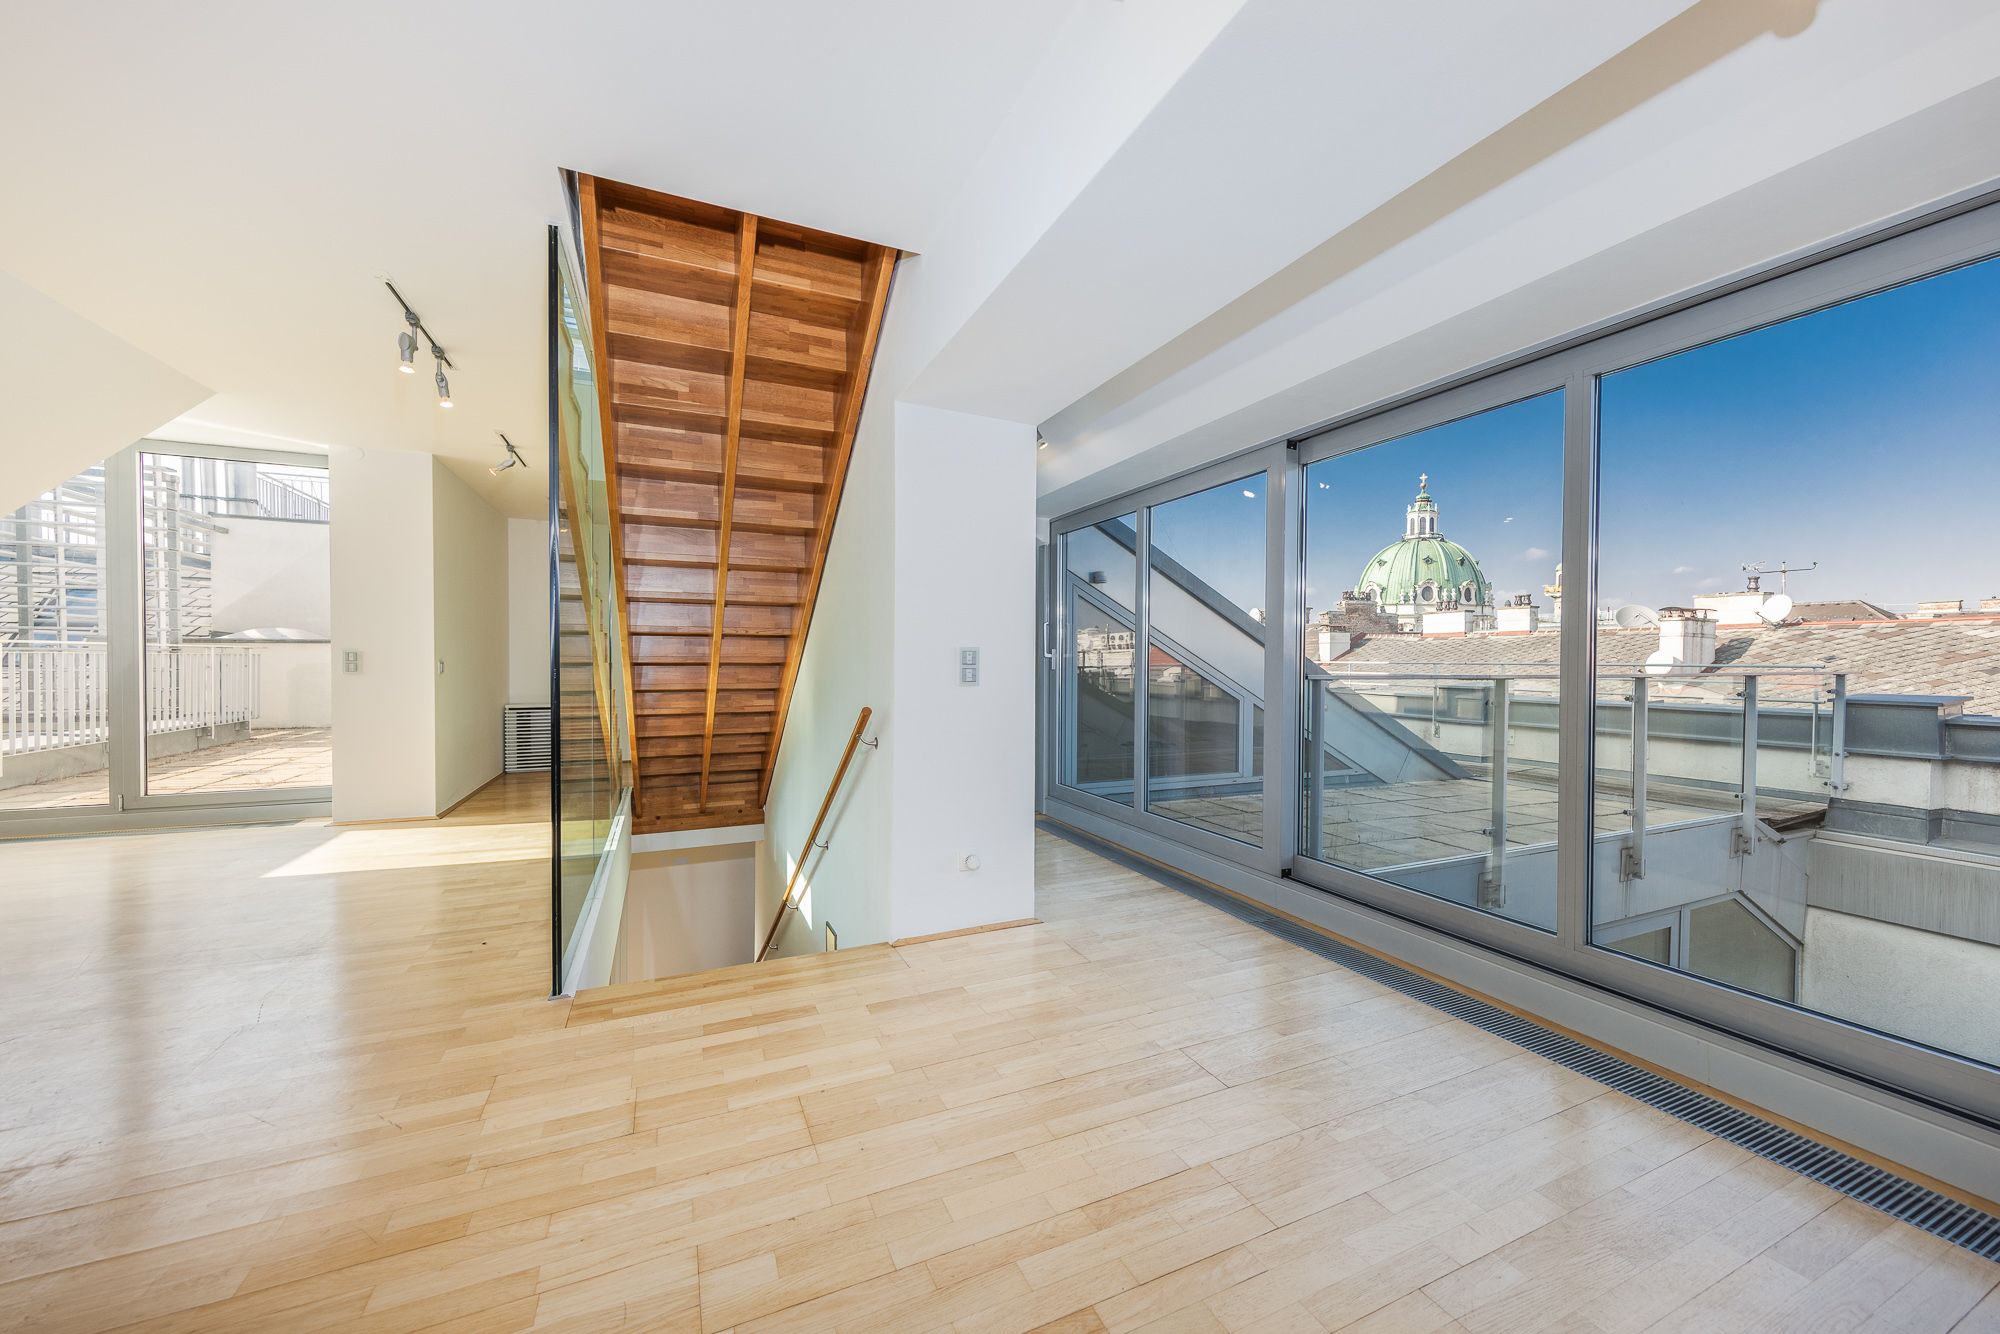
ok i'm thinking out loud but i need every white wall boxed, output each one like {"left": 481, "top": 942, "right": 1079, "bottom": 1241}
{"left": 760, "top": 391, "right": 896, "bottom": 955}
{"left": 0, "top": 270, "right": 208, "bottom": 512}
{"left": 887, "top": 403, "right": 1037, "bottom": 940}
{"left": 329, "top": 448, "right": 436, "bottom": 821}
{"left": 431, "top": 459, "right": 508, "bottom": 813}
{"left": 615, "top": 845, "right": 758, "bottom": 982}
{"left": 761, "top": 398, "right": 1037, "bottom": 953}
{"left": 252, "top": 641, "right": 333, "bottom": 727}
{"left": 506, "top": 516, "right": 550, "bottom": 707}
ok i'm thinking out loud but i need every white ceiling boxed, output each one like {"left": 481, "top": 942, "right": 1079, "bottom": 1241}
{"left": 1027, "top": 0, "right": 2000, "bottom": 518}
{"left": 9, "top": 0, "right": 2000, "bottom": 532}
{"left": 0, "top": 0, "right": 1085, "bottom": 516}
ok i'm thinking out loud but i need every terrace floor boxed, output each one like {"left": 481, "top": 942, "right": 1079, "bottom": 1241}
{"left": 0, "top": 726, "right": 331, "bottom": 809}
{"left": 1153, "top": 771, "right": 1824, "bottom": 866}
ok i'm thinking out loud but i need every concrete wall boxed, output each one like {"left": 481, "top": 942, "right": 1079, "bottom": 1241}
{"left": 206, "top": 517, "right": 331, "bottom": 637}
{"left": 431, "top": 458, "right": 508, "bottom": 814}
{"left": 1800, "top": 907, "right": 2000, "bottom": 1067}
{"left": 330, "top": 448, "right": 435, "bottom": 821}
{"left": 615, "top": 844, "right": 758, "bottom": 982}
{"left": 506, "top": 515, "right": 550, "bottom": 707}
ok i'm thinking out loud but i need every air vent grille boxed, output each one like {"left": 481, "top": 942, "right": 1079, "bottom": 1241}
{"left": 503, "top": 706, "right": 552, "bottom": 773}
{"left": 1038, "top": 820, "right": 2000, "bottom": 1263}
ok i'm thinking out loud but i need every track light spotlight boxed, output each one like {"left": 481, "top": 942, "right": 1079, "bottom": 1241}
{"left": 488, "top": 433, "right": 527, "bottom": 476}
{"left": 385, "top": 282, "right": 454, "bottom": 402}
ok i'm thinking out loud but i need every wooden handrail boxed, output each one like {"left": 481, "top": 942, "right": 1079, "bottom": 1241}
{"left": 756, "top": 706, "right": 875, "bottom": 962}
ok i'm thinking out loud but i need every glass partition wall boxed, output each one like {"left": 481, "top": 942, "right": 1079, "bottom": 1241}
{"left": 1044, "top": 191, "right": 2000, "bottom": 1128}
{"left": 548, "top": 224, "right": 631, "bottom": 994}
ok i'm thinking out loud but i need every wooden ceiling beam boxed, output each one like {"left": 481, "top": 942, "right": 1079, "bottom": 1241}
{"left": 759, "top": 245, "right": 897, "bottom": 806}
{"left": 697, "top": 214, "right": 759, "bottom": 811}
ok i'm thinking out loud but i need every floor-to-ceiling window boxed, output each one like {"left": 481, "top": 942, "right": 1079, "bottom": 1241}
{"left": 1145, "top": 474, "right": 1268, "bottom": 846}
{"left": 1299, "top": 391, "right": 1564, "bottom": 932}
{"left": 0, "top": 444, "right": 332, "bottom": 829}
{"left": 1042, "top": 192, "right": 2000, "bottom": 1125}
{"left": 1, "top": 462, "right": 111, "bottom": 812}
{"left": 1060, "top": 515, "right": 1138, "bottom": 800}
{"left": 1590, "top": 249, "right": 2000, "bottom": 1069}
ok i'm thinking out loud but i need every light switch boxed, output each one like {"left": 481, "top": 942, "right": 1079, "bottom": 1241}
{"left": 958, "top": 647, "right": 979, "bottom": 685}
{"left": 343, "top": 650, "right": 361, "bottom": 674}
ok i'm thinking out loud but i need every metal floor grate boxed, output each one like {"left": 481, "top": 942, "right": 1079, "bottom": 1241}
{"left": 1037, "top": 819, "right": 2000, "bottom": 1263}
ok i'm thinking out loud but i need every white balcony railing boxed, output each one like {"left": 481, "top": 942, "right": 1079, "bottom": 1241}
{"left": 0, "top": 645, "right": 261, "bottom": 757}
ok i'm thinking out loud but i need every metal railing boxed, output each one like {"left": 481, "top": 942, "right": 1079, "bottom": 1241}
{"left": 1, "top": 645, "right": 261, "bottom": 756}
{"left": 757, "top": 706, "right": 878, "bottom": 962}
{"left": 253, "top": 472, "right": 331, "bottom": 522}
{"left": 1302, "top": 664, "right": 1847, "bottom": 888}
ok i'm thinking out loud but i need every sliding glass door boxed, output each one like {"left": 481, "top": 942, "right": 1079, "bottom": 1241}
{"left": 0, "top": 443, "right": 332, "bottom": 832}
{"left": 1052, "top": 460, "right": 1285, "bottom": 870}
{"left": 1042, "top": 190, "right": 2000, "bottom": 1126}
{"left": 1298, "top": 388, "right": 1564, "bottom": 935}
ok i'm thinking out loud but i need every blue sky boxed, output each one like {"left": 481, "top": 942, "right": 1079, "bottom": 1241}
{"left": 1136, "top": 252, "right": 2000, "bottom": 620}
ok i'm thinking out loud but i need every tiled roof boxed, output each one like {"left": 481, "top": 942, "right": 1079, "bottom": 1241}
{"left": 1790, "top": 600, "right": 1899, "bottom": 622}
{"left": 1330, "top": 617, "right": 2000, "bottom": 715}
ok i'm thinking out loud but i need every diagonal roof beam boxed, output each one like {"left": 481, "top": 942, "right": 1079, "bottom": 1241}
{"left": 698, "top": 213, "right": 759, "bottom": 811}
{"left": 760, "top": 245, "right": 896, "bottom": 806}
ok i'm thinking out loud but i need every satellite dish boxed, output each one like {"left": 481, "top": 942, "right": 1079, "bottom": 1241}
{"left": 1614, "top": 604, "right": 1660, "bottom": 629}
{"left": 1758, "top": 592, "right": 1794, "bottom": 624}
{"left": 1643, "top": 648, "right": 1679, "bottom": 677}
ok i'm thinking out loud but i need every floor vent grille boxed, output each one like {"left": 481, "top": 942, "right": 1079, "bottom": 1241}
{"left": 1038, "top": 819, "right": 2000, "bottom": 1263}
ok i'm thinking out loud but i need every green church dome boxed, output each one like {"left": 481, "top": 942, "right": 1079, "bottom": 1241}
{"left": 1355, "top": 474, "right": 1491, "bottom": 610}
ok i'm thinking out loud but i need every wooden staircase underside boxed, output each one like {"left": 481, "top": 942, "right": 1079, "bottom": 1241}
{"left": 577, "top": 175, "right": 896, "bottom": 834}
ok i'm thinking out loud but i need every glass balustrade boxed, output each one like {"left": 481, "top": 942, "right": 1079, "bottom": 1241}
{"left": 549, "top": 226, "right": 632, "bottom": 990}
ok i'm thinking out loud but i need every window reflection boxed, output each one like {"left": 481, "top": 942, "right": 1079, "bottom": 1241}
{"left": 1062, "top": 516, "right": 1137, "bottom": 798}
{"left": 1593, "top": 253, "right": 2000, "bottom": 1068}
{"left": 1300, "top": 393, "right": 1564, "bottom": 931}
{"left": 1145, "top": 478, "right": 1267, "bottom": 846}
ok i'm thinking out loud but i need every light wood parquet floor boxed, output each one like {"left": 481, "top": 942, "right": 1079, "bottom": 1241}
{"left": 0, "top": 775, "right": 1995, "bottom": 1331}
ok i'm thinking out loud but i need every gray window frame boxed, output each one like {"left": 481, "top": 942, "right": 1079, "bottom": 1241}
{"left": 1042, "top": 183, "right": 2000, "bottom": 1129}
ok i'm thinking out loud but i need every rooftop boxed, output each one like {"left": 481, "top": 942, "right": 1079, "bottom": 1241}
{"left": 1326, "top": 616, "right": 2000, "bottom": 715}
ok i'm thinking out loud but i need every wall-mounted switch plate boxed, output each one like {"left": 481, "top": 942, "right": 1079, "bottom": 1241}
{"left": 343, "top": 650, "right": 361, "bottom": 674}
{"left": 958, "top": 647, "right": 979, "bottom": 685}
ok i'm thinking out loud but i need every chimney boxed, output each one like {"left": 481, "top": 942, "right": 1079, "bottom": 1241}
{"left": 1495, "top": 595, "right": 1538, "bottom": 634}
{"left": 1656, "top": 607, "right": 1717, "bottom": 674}
{"left": 1914, "top": 599, "right": 1965, "bottom": 618}
{"left": 1307, "top": 622, "right": 1351, "bottom": 664}
{"left": 1981, "top": 597, "right": 2000, "bottom": 614}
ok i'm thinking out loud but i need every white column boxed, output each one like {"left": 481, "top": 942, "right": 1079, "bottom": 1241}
{"left": 329, "top": 447, "right": 437, "bottom": 822}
